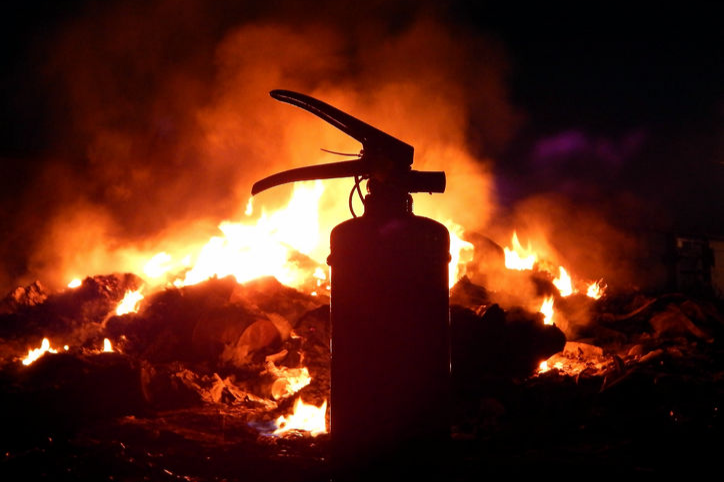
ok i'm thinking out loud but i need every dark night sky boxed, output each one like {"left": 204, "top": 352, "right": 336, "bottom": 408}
{"left": 0, "top": 1, "right": 722, "bottom": 289}
{"left": 456, "top": 3, "right": 723, "bottom": 235}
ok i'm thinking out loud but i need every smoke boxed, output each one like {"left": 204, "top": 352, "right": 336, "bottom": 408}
{"left": 5, "top": 0, "right": 521, "bottom": 291}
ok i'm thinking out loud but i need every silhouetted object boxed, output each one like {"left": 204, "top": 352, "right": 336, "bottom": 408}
{"left": 252, "top": 90, "right": 450, "bottom": 477}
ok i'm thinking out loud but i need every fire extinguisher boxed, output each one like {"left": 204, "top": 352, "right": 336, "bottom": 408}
{"left": 252, "top": 90, "right": 450, "bottom": 474}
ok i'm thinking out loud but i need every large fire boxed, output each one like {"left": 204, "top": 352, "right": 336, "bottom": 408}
{"left": 43, "top": 178, "right": 610, "bottom": 429}
{"left": 111, "top": 180, "right": 478, "bottom": 294}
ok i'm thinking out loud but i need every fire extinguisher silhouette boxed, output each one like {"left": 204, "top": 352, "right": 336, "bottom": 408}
{"left": 252, "top": 90, "right": 450, "bottom": 472}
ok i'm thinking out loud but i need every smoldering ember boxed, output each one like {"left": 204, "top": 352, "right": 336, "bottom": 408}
{"left": 1, "top": 2, "right": 723, "bottom": 481}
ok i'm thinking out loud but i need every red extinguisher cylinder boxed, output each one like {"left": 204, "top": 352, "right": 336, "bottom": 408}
{"left": 328, "top": 211, "right": 451, "bottom": 471}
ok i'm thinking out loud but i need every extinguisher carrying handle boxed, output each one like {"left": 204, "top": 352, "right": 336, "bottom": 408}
{"left": 251, "top": 90, "right": 446, "bottom": 196}
{"left": 269, "top": 90, "right": 414, "bottom": 171}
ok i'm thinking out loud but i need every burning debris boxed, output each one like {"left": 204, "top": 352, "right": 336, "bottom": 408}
{"left": 1, "top": 267, "right": 722, "bottom": 479}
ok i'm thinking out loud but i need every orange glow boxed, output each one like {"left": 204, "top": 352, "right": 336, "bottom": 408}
{"left": 116, "top": 289, "right": 144, "bottom": 315}
{"left": 539, "top": 296, "right": 555, "bottom": 325}
{"left": 503, "top": 232, "right": 537, "bottom": 270}
{"left": 143, "top": 252, "right": 174, "bottom": 279}
{"left": 103, "top": 338, "right": 113, "bottom": 352}
{"left": 21, "top": 338, "right": 58, "bottom": 365}
{"left": 587, "top": 279, "right": 606, "bottom": 299}
{"left": 553, "top": 266, "right": 574, "bottom": 297}
{"left": 273, "top": 397, "right": 328, "bottom": 437}
{"left": 67, "top": 278, "right": 82, "bottom": 288}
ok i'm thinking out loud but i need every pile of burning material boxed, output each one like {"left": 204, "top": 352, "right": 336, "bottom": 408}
{"left": 446, "top": 279, "right": 724, "bottom": 476}
{"left": 0, "top": 265, "right": 723, "bottom": 478}
{"left": 0, "top": 274, "right": 331, "bottom": 473}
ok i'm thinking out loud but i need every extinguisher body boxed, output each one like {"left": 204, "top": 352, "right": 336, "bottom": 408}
{"left": 249, "top": 89, "right": 451, "bottom": 475}
{"left": 328, "top": 208, "right": 451, "bottom": 470}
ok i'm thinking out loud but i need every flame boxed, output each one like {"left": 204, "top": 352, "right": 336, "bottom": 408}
{"left": 21, "top": 338, "right": 58, "bottom": 365}
{"left": 134, "top": 182, "right": 479, "bottom": 295}
{"left": 67, "top": 278, "right": 82, "bottom": 288}
{"left": 538, "top": 358, "right": 564, "bottom": 374}
{"left": 143, "top": 252, "right": 174, "bottom": 279}
{"left": 587, "top": 279, "right": 605, "bottom": 299}
{"left": 116, "top": 289, "right": 144, "bottom": 315}
{"left": 168, "top": 181, "right": 325, "bottom": 289}
{"left": 446, "top": 221, "right": 474, "bottom": 288}
{"left": 503, "top": 231, "right": 537, "bottom": 270}
{"left": 552, "top": 266, "right": 574, "bottom": 296}
{"left": 539, "top": 296, "right": 555, "bottom": 325}
{"left": 502, "top": 230, "right": 608, "bottom": 304}
{"left": 273, "top": 397, "right": 328, "bottom": 437}
{"left": 103, "top": 338, "right": 113, "bottom": 352}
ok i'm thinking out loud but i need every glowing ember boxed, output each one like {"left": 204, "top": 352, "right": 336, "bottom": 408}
{"left": 103, "top": 338, "right": 113, "bottom": 352}
{"left": 536, "top": 342, "right": 610, "bottom": 377}
{"left": 116, "top": 289, "right": 144, "bottom": 315}
{"left": 67, "top": 278, "right": 82, "bottom": 288}
{"left": 587, "top": 279, "right": 606, "bottom": 299}
{"left": 273, "top": 397, "right": 328, "bottom": 436}
{"left": 553, "top": 266, "right": 574, "bottom": 297}
{"left": 538, "top": 357, "right": 564, "bottom": 374}
{"left": 503, "top": 232, "right": 537, "bottom": 271}
{"left": 539, "top": 296, "right": 555, "bottom": 325}
{"left": 266, "top": 362, "right": 312, "bottom": 400}
{"left": 21, "top": 338, "right": 58, "bottom": 365}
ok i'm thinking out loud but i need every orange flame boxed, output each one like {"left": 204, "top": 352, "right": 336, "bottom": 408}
{"left": 446, "top": 221, "right": 474, "bottom": 288}
{"left": 67, "top": 278, "right": 82, "bottom": 289}
{"left": 503, "top": 230, "right": 608, "bottom": 303}
{"left": 552, "top": 266, "right": 574, "bottom": 297}
{"left": 503, "top": 232, "right": 537, "bottom": 270}
{"left": 273, "top": 397, "right": 328, "bottom": 437}
{"left": 103, "top": 338, "right": 113, "bottom": 352}
{"left": 539, "top": 296, "right": 555, "bottom": 325}
{"left": 21, "top": 338, "right": 58, "bottom": 365}
{"left": 116, "top": 289, "right": 144, "bottom": 315}
{"left": 586, "top": 279, "right": 606, "bottom": 299}
{"left": 136, "top": 181, "right": 475, "bottom": 294}
{"left": 149, "top": 181, "right": 327, "bottom": 290}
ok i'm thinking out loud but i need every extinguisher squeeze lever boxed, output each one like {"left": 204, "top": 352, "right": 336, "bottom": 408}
{"left": 251, "top": 90, "right": 446, "bottom": 197}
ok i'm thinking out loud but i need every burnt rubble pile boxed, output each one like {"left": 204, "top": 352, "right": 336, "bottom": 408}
{"left": 0, "top": 273, "right": 723, "bottom": 479}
